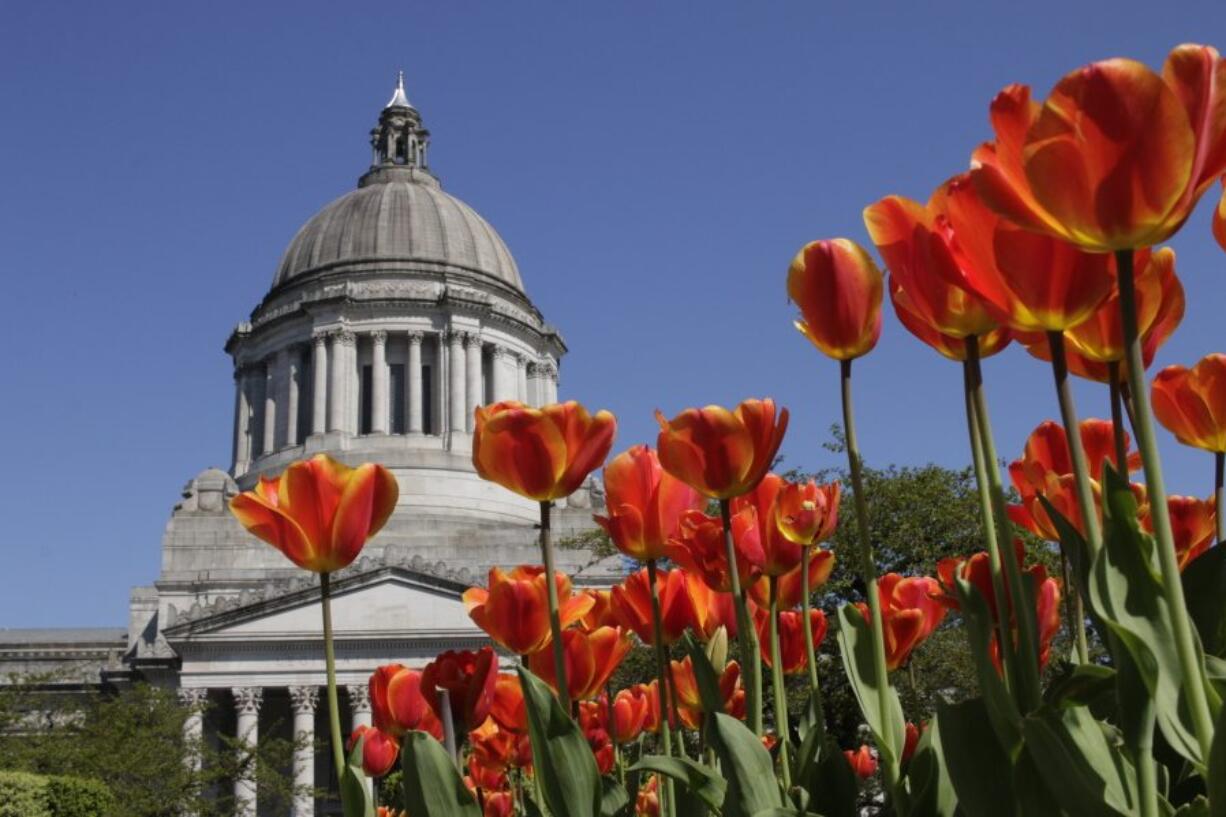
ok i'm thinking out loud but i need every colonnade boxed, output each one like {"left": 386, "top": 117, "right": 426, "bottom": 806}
{"left": 179, "top": 683, "right": 375, "bottom": 817}
{"left": 232, "top": 328, "right": 559, "bottom": 473}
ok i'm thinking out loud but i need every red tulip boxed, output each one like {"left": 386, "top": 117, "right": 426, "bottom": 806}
{"left": 655, "top": 398, "right": 788, "bottom": 500}
{"left": 845, "top": 745, "right": 878, "bottom": 779}
{"left": 730, "top": 474, "right": 804, "bottom": 576}
{"left": 483, "top": 791, "right": 514, "bottom": 817}
{"left": 527, "top": 626, "right": 631, "bottom": 702}
{"left": 754, "top": 606, "right": 828, "bottom": 675}
{"left": 666, "top": 508, "right": 764, "bottom": 593}
{"left": 636, "top": 775, "right": 661, "bottom": 817}
{"left": 1215, "top": 182, "right": 1226, "bottom": 251}
{"left": 970, "top": 46, "right": 1226, "bottom": 251}
{"left": 348, "top": 724, "right": 399, "bottom": 778}
{"left": 1142, "top": 496, "right": 1217, "bottom": 570}
{"left": 857, "top": 574, "right": 947, "bottom": 671}
{"left": 489, "top": 673, "right": 527, "bottom": 734}
{"left": 611, "top": 685, "right": 652, "bottom": 744}
{"left": 230, "top": 454, "right": 398, "bottom": 573}
{"left": 903, "top": 722, "right": 923, "bottom": 764}
{"left": 787, "top": 238, "right": 884, "bottom": 360}
{"left": 663, "top": 656, "right": 745, "bottom": 729}
{"left": 890, "top": 279, "right": 1013, "bottom": 361}
{"left": 422, "top": 647, "right": 498, "bottom": 731}
{"left": 594, "top": 445, "right": 705, "bottom": 561}
{"left": 748, "top": 547, "right": 835, "bottom": 610}
{"left": 473, "top": 401, "right": 616, "bottom": 501}
{"left": 1152, "top": 354, "right": 1226, "bottom": 453}
{"left": 370, "top": 664, "right": 442, "bottom": 740}
{"left": 462, "top": 566, "right": 595, "bottom": 655}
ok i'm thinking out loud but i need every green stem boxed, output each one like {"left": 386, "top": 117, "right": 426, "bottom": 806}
{"left": 720, "top": 498, "right": 763, "bottom": 735}
{"left": 768, "top": 576, "right": 793, "bottom": 790}
{"left": 1108, "top": 362, "right": 1130, "bottom": 472}
{"left": 839, "top": 359, "right": 897, "bottom": 792}
{"left": 1134, "top": 727, "right": 1159, "bottom": 817}
{"left": 646, "top": 559, "right": 677, "bottom": 817}
{"left": 320, "top": 572, "right": 346, "bottom": 780}
{"left": 539, "top": 501, "right": 570, "bottom": 713}
{"left": 1046, "top": 330, "right": 1093, "bottom": 663}
{"left": 799, "top": 545, "right": 824, "bottom": 707}
{"left": 1115, "top": 248, "right": 1215, "bottom": 760}
{"left": 966, "top": 339, "right": 1043, "bottom": 711}
{"left": 963, "top": 356, "right": 1016, "bottom": 696}
{"left": 1216, "top": 453, "right": 1224, "bottom": 545}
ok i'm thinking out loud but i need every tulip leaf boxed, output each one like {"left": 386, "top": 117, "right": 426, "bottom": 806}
{"left": 398, "top": 730, "right": 480, "bottom": 817}
{"left": 900, "top": 714, "right": 957, "bottom": 817}
{"left": 797, "top": 734, "right": 859, "bottom": 817}
{"left": 1181, "top": 542, "right": 1226, "bottom": 658}
{"left": 518, "top": 666, "right": 603, "bottom": 817}
{"left": 936, "top": 697, "right": 1015, "bottom": 815}
{"left": 709, "top": 712, "right": 784, "bottom": 817}
{"left": 340, "top": 735, "right": 375, "bottom": 817}
{"left": 1020, "top": 705, "right": 1136, "bottom": 817}
{"left": 1209, "top": 703, "right": 1226, "bottom": 817}
{"left": 1044, "top": 663, "right": 1117, "bottom": 712}
{"left": 952, "top": 576, "right": 1022, "bottom": 752}
{"left": 630, "top": 755, "right": 726, "bottom": 812}
{"left": 682, "top": 632, "right": 726, "bottom": 717}
{"left": 835, "top": 603, "right": 905, "bottom": 775}
{"left": 600, "top": 775, "right": 631, "bottom": 817}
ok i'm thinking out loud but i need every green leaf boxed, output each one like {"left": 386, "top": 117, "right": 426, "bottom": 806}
{"left": 682, "top": 632, "right": 726, "bottom": 717}
{"left": 1182, "top": 542, "right": 1226, "bottom": 658}
{"left": 518, "top": 666, "right": 603, "bottom": 817}
{"left": 835, "top": 603, "right": 905, "bottom": 775}
{"left": 600, "top": 775, "right": 631, "bottom": 817}
{"left": 709, "top": 712, "right": 784, "bottom": 817}
{"left": 1209, "top": 701, "right": 1226, "bottom": 817}
{"left": 630, "top": 755, "right": 726, "bottom": 812}
{"left": 1020, "top": 705, "right": 1135, "bottom": 817}
{"left": 901, "top": 714, "right": 957, "bottom": 817}
{"left": 1044, "top": 663, "right": 1117, "bottom": 712}
{"left": 952, "top": 576, "right": 1022, "bottom": 753}
{"left": 340, "top": 736, "right": 376, "bottom": 817}
{"left": 398, "top": 730, "right": 480, "bottom": 817}
{"left": 936, "top": 697, "right": 1015, "bottom": 815}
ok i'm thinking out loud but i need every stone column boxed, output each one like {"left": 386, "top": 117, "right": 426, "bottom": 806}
{"left": 327, "top": 331, "right": 347, "bottom": 433}
{"left": 341, "top": 331, "right": 358, "bottom": 435}
{"left": 262, "top": 360, "right": 277, "bottom": 455}
{"left": 407, "top": 332, "right": 423, "bottom": 434}
{"left": 526, "top": 362, "right": 543, "bottom": 407}
{"left": 465, "top": 333, "right": 482, "bottom": 431}
{"left": 545, "top": 363, "right": 559, "bottom": 404}
{"left": 285, "top": 347, "right": 301, "bottom": 446}
{"left": 178, "top": 687, "right": 209, "bottom": 806}
{"left": 448, "top": 331, "right": 466, "bottom": 434}
{"left": 311, "top": 334, "right": 328, "bottom": 435}
{"left": 288, "top": 686, "right": 319, "bottom": 817}
{"left": 232, "top": 687, "right": 263, "bottom": 817}
{"left": 346, "top": 686, "right": 374, "bottom": 800}
{"left": 490, "top": 346, "right": 509, "bottom": 403}
{"left": 232, "top": 368, "right": 252, "bottom": 473}
{"left": 275, "top": 348, "right": 292, "bottom": 449}
{"left": 516, "top": 354, "right": 528, "bottom": 404}
{"left": 371, "top": 331, "right": 389, "bottom": 434}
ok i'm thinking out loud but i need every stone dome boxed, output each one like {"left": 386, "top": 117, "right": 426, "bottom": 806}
{"left": 272, "top": 168, "right": 524, "bottom": 293}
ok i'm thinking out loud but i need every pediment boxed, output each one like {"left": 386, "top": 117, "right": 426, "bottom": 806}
{"left": 164, "top": 567, "right": 478, "bottom": 643}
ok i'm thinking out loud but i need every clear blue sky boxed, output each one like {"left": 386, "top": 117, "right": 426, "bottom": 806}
{"left": 2, "top": 1, "right": 1224, "bottom": 627}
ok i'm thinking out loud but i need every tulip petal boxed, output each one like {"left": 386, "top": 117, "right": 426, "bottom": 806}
{"left": 229, "top": 491, "right": 314, "bottom": 568}
{"left": 328, "top": 463, "right": 399, "bottom": 572}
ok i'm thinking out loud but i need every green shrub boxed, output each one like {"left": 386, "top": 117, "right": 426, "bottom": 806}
{"left": 45, "top": 775, "right": 114, "bottom": 817}
{"left": 0, "top": 770, "right": 51, "bottom": 817}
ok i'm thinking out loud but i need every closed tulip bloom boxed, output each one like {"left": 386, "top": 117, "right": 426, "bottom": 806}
{"left": 610, "top": 567, "right": 711, "bottom": 645}
{"left": 576, "top": 588, "right": 617, "bottom": 632}
{"left": 890, "top": 277, "right": 1012, "bottom": 361}
{"left": 489, "top": 673, "right": 527, "bottom": 734}
{"left": 903, "top": 722, "right": 923, "bottom": 765}
{"left": 788, "top": 238, "right": 884, "bottom": 360}
{"left": 422, "top": 647, "right": 499, "bottom": 732}
{"left": 483, "top": 792, "right": 514, "bottom": 817}
{"left": 1142, "top": 496, "right": 1217, "bottom": 570}
{"left": 773, "top": 479, "right": 840, "bottom": 546}
{"left": 348, "top": 724, "right": 399, "bottom": 778}
{"left": 230, "top": 454, "right": 399, "bottom": 573}
{"left": 1010, "top": 419, "right": 1140, "bottom": 496}
{"left": 370, "top": 663, "right": 407, "bottom": 735}
{"left": 611, "top": 685, "right": 652, "bottom": 744}
{"left": 1152, "top": 354, "right": 1226, "bottom": 452}
{"left": 594, "top": 445, "right": 704, "bottom": 561}
{"left": 731, "top": 474, "right": 804, "bottom": 576}
{"left": 462, "top": 566, "right": 595, "bottom": 655}
{"left": 970, "top": 46, "right": 1226, "bottom": 251}
{"left": 748, "top": 547, "right": 835, "bottom": 609}
{"left": 845, "top": 745, "right": 879, "bottom": 779}
{"left": 754, "top": 607, "right": 828, "bottom": 675}
{"left": 528, "top": 626, "right": 631, "bottom": 702}
{"left": 472, "top": 401, "right": 616, "bottom": 502}
{"left": 655, "top": 398, "right": 789, "bottom": 500}
{"left": 637, "top": 775, "right": 661, "bottom": 817}
{"left": 857, "top": 574, "right": 947, "bottom": 671}
{"left": 666, "top": 508, "right": 765, "bottom": 593}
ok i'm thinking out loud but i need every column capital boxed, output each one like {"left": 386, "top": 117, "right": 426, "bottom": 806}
{"left": 232, "top": 686, "right": 264, "bottom": 715}
{"left": 407, "top": 330, "right": 424, "bottom": 345}
{"left": 526, "top": 361, "right": 542, "bottom": 376}
{"left": 311, "top": 331, "right": 329, "bottom": 347}
{"left": 178, "top": 688, "right": 209, "bottom": 708}
{"left": 370, "top": 329, "right": 388, "bottom": 345}
{"left": 288, "top": 685, "right": 320, "bottom": 715}
{"left": 331, "top": 328, "right": 357, "bottom": 347}
{"left": 446, "top": 329, "right": 465, "bottom": 346}
{"left": 463, "top": 332, "right": 482, "bottom": 349}
{"left": 346, "top": 684, "right": 371, "bottom": 713}
{"left": 491, "top": 345, "right": 509, "bottom": 360}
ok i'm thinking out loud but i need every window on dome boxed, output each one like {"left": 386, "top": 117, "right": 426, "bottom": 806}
{"left": 389, "top": 364, "right": 406, "bottom": 434}
{"left": 360, "top": 365, "right": 373, "bottom": 435}
{"left": 422, "top": 364, "right": 433, "bottom": 435}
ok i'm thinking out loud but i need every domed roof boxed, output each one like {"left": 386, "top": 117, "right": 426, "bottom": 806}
{"left": 273, "top": 172, "right": 524, "bottom": 292}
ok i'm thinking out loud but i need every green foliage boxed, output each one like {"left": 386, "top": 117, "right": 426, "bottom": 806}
{"left": 44, "top": 775, "right": 114, "bottom": 817}
{"left": 398, "top": 731, "right": 479, "bottom": 817}
{"left": 518, "top": 666, "right": 602, "bottom": 817}
{"left": 0, "top": 770, "right": 51, "bottom": 817}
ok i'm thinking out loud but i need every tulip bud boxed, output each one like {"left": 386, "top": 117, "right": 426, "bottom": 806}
{"left": 705, "top": 625, "right": 728, "bottom": 671}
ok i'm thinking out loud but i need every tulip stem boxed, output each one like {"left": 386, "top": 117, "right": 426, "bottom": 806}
{"left": 965, "top": 339, "right": 1042, "bottom": 711}
{"left": 1108, "top": 362, "right": 1130, "bottom": 472}
{"left": 646, "top": 559, "right": 677, "bottom": 817}
{"left": 962, "top": 355, "right": 1017, "bottom": 697}
{"left": 1046, "top": 330, "right": 1094, "bottom": 664}
{"left": 1115, "top": 249, "right": 1215, "bottom": 760}
{"left": 720, "top": 499, "right": 763, "bottom": 736}
{"left": 800, "top": 545, "right": 824, "bottom": 708}
{"left": 319, "top": 572, "right": 346, "bottom": 782}
{"left": 1216, "top": 453, "right": 1224, "bottom": 545}
{"left": 538, "top": 501, "right": 571, "bottom": 713}
{"left": 768, "top": 577, "right": 793, "bottom": 790}
{"left": 439, "top": 688, "right": 459, "bottom": 764}
{"left": 839, "top": 359, "right": 896, "bottom": 791}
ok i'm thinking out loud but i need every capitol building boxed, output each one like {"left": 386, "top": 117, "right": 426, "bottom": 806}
{"left": 0, "top": 76, "right": 613, "bottom": 815}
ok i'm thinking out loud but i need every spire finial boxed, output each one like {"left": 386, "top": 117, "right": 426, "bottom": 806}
{"left": 386, "top": 71, "right": 412, "bottom": 109}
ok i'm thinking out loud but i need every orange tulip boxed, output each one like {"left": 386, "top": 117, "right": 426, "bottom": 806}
{"left": 489, "top": 673, "right": 527, "bottom": 734}
{"left": 610, "top": 567, "right": 717, "bottom": 645}
{"left": 462, "top": 566, "right": 595, "bottom": 655}
{"left": 611, "top": 685, "right": 652, "bottom": 743}
{"left": 655, "top": 398, "right": 788, "bottom": 500}
{"left": 370, "top": 664, "right": 442, "bottom": 739}
{"left": 748, "top": 547, "right": 835, "bottom": 609}
{"left": 1142, "top": 496, "right": 1217, "bottom": 570}
{"left": 378, "top": 808, "right": 407, "bottom": 817}
{"left": 940, "top": 173, "right": 1115, "bottom": 332}
{"left": 594, "top": 445, "right": 704, "bottom": 561}
{"left": 773, "top": 479, "right": 840, "bottom": 546}
{"left": 422, "top": 647, "right": 499, "bottom": 731}
{"left": 754, "top": 606, "right": 828, "bottom": 675}
{"left": 663, "top": 656, "right": 745, "bottom": 729}
{"left": 666, "top": 508, "right": 764, "bottom": 593}
{"left": 787, "top": 238, "right": 884, "bottom": 360}
{"left": 483, "top": 792, "right": 514, "bottom": 817}
{"left": 1152, "top": 354, "right": 1226, "bottom": 452}
{"left": 890, "top": 277, "right": 1013, "bottom": 361}
{"left": 857, "top": 574, "right": 947, "bottom": 671}
{"left": 970, "top": 45, "right": 1226, "bottom": 251}
{"left": 348, "top": 724, "right": 399, "bottom": 778}
{"left": 527, "top": 626, "right": 631, "bottom": 702}
{"left": 472, "top": 401, "right": 616, "bottom": 502}
{"left": 230, "top": 454, "right": 399, "bottom": 573}
{"left": 470, "top": 717, "right": 519, "bottom": 774}
{"left": 637, "top": 775, "right": 661, "bottom": 817}
{"left": 730, "top": 474, "right": 805, "bottom": 576}
{"left": 576, "top": 588, "right": 617, "bottom": 632}
{"left": 1010, "top": 419, "right": 1140, "bottom": 493}
{"left": 1215, "top": 183, "right": 1226, "bottom": 251}
{"left": 845, "top": 745, "right": 878, "bottom": 779}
